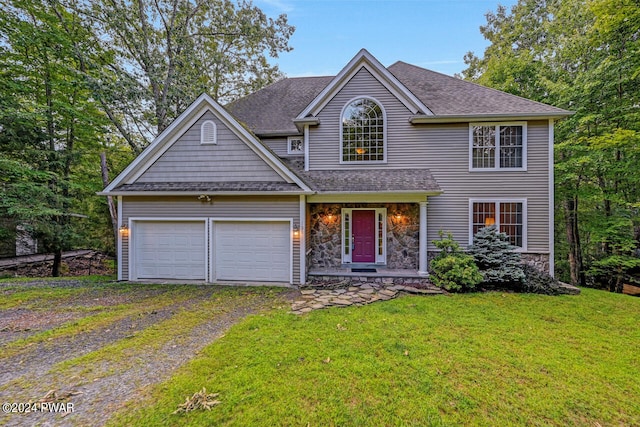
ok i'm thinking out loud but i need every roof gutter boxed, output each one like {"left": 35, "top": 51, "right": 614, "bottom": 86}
{"left": 409, "top": 111, "right": 574, "bottom": 124}
{"left": 293, "top": 117, "right": 320, "bottom": 133}
{"left": 97, "top": 190, "right": 314, "bottom": 197}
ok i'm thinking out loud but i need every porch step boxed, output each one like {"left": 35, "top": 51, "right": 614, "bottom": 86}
{"left": 307, "top": 269, "right": 435, "bottom": 289}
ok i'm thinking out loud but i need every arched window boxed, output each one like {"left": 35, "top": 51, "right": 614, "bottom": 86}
{"left": 201, "top": 120, "right": 217, "bottom": 145}
{"left": 341, "top": 98, "right": 385, "bottom": 163}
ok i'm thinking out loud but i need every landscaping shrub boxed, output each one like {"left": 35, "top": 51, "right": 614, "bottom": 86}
{"left": 468, "top": 226, "right": 525, "bottom": 288}
{"left": 430, "top": 231, "right": 482, "bottom": 292}
{"left": 521, "top": 264, "right": 575, "bottom": 295}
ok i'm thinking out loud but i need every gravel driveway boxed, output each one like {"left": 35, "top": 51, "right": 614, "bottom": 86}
{"left": 0, "top": 278, "right": 295, "bottom": 426}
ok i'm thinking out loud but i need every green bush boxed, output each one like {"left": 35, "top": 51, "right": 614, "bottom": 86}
{"left": 468, "top": 226, "right": 525, "bottom": 288}
{"left": 430, "top": 231, "right": 483, "bottom": 292}
{"left": 521, "top": 264, "right": 576, "bottom": 295}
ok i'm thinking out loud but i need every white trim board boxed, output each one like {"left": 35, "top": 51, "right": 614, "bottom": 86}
{"left": 297, "top": 49, "right": 433, "bottom": 120}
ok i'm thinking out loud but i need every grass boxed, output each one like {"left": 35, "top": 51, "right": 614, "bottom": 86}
{"left": 108, "top": 289, "right": 640, "bottom": 427}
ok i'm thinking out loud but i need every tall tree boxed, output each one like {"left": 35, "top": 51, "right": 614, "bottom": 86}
{"left": 88, "top": 0, "right": 294, "bottom": 152}
{"left": 462, "top": 0, "right": 640, "bottom": 290}
{"left": 0, "top": 0, "right": 112, "bottom": 275}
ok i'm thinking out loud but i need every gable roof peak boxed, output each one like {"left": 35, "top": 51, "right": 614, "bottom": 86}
{"left": 102, "top": 92, "right": 312, "bottom": 194}
{"left": 295, "top": 49, "right": 434, "bottom": 119}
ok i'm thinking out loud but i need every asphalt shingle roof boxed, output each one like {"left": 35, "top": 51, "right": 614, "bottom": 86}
{"left": 296, "top": 168, "right": 442, "bottom": 194}
{"left": 226, "top": 76, "right": 333, "bottom": 135}
{"left": 226, "top": 61, "right": 569, "bottom": 135}
{"left": 388, "top": 61, "right": 569, "bottom": 116}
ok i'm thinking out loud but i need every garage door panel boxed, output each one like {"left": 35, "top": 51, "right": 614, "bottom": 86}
{"left": 135, "top": 221, "right": 206, "bottom": 280}
{"left": 214, "top": 221, "right": 290, "bottom": 282}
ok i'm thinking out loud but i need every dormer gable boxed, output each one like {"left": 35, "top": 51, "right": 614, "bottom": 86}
{"left": 295, "top": 49, "right": 433, "bottom": 126}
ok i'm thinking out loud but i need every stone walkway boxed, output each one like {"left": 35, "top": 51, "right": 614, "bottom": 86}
{"left": 291, "top": 282, "right": 444, "bottom": 314}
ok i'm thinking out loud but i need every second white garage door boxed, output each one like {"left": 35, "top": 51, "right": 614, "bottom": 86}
{"left": 213, "top": 221, "right": 291, "bottom": 282}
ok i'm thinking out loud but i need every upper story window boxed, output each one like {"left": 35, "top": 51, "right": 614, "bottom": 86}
{"left": 287, "top": 136, "right": 304, "bottom": 154}
{"left": 201, "top": 120, "right": 217, "bottom": 145}
{"left": 470, "top": 122, "right": 526, "bottom": 170}
{"left": 341, "top": 97, "right": 386, "bottom": 163}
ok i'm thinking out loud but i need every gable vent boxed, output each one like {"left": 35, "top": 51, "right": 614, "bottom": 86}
{"left": 201, "top": 120, "right": 217, "bottom": 145}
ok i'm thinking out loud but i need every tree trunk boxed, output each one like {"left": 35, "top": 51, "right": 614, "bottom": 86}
{"left": 100, "top": 152, "right": 119, "bottom": 255}
{"left": 564, "top": 197, "right": 585, "bottom": 286}
{"left": 52, "top": 248, "right": 62, "bottom": 277}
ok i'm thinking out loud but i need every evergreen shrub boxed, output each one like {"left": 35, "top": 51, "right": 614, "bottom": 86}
{"left": 468, "top": 226, "right": 525, "bottom": 288}
{"left": 430, "top": 231, "right": 482, "bottom": 292}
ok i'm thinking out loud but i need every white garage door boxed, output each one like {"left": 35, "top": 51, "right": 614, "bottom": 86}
{"left": 134, "top": 221, "right": 206, "bottom": 280}
{"left": 214, "top": 221, "right": 291, "bottom": 282}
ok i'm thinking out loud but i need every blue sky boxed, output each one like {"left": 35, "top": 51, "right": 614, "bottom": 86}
{"left": 254, "top": 0, "right": 517, "bottom": 77}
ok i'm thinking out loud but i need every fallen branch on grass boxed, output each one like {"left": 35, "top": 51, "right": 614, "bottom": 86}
{"left": 173, "top": 388, "right": 221, "bottom": 414}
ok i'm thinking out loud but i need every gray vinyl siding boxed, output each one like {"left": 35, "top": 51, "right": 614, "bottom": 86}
{"left": 309, "top": 67, "right": 417, "bottom": 170}
{"left": 137, "top": 111, "right": 284, "bottom": 183}
{"left": 306, "top": 66, "right": 550, "bottom": 253}
{"left": 120, "top": 195, "right": 301, "bottom": 282}
{"left": 262, "top": 137, "right": 288, "bottom": 156}
{"left": 424, "top": 121, "right": 550, "bottom": 253}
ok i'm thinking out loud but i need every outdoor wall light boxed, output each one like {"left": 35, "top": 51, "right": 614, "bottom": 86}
{"left": 324, "top": 208, "right": 338, "bottom": 223}
{"left": 293, "top": 223, "right": 300, "bottom": 237}
{"left": 119, "top": 225, "right": 129, "bottom": 235}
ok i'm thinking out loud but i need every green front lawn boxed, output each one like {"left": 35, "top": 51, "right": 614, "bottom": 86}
{"left": 111, "top": 289, "right": 640, "bottom": 426}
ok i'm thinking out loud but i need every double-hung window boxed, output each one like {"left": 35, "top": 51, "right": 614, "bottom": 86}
{"left": 470, "top": 123, "right": 526, "bottom": 170}
{"left": 470, "top": 199, "right": 527, "bottom": 249}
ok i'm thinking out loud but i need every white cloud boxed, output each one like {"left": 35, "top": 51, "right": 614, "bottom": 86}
{"left": 255, "top": 0, "right": 295, "bottom": 13}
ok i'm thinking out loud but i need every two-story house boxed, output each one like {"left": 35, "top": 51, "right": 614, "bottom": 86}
{"left": 101, "top": 49, "right": 571, "bottom": 285}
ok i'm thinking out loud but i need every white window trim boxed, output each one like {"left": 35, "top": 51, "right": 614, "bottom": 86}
{"left": 341, "top": 208, "right": 386, "bottom": 264}
{"left": 468, "top": 198, "right": 528, "bottom": 251}
{"left": 200, "top": 120, "right": 217, "bottom": 145}
{"left": 469, "top": 122, "right": 527, "bottom": 171}
{"left": 287, "top": 136, "right": 304, "bottom": 154}
{"left": 339, "top": 96, "right": 388, "bottom": 165}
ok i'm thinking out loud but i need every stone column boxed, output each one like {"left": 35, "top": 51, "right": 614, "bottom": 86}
{"left": 418, "top": 201, "right": 429, "bottom": 276}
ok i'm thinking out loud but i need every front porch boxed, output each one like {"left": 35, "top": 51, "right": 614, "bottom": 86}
{"left": 306, "top": 202, "right": 431, "bottom": 279}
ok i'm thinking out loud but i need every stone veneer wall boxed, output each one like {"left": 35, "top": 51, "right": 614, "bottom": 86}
{"left": 308, "top": 203, "right": 420, "bottom": 270}
{"left": 308, "top": 204, "right": 342, "bottom": 268}
{"left": 520, "top": 253, "right": 550, "bottom": 273}
{"left": 386, "top": 204, "right": 419, "bottom": 269}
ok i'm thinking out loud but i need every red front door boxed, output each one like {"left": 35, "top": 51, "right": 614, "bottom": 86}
{"left": 352, "top": 210, "right": 376, "bottom": 263}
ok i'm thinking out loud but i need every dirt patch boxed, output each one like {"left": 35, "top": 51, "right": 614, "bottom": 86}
{"left": 0, "top": 308, "right": 85, "bottom": 345}
{"left": 0, "top": 279, "right": 294, "bottom": 427}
